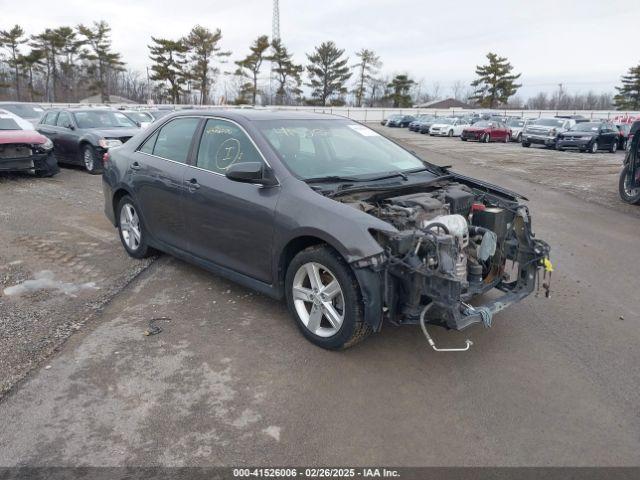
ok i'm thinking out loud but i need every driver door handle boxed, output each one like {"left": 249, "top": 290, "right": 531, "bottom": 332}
{"left": 186, "top": 178, "right": 200, "bottom": 190}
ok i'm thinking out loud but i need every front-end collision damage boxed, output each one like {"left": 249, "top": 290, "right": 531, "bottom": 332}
{"left": 346, "top": 183, "right": 552, "bottom": 336}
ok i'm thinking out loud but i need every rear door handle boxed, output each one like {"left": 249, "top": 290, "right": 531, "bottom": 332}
{"left": 186, "top": 178, "right": 200, "bottom": 190}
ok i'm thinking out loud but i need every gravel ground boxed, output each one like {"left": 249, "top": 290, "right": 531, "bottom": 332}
{"left": 0, "top": 169, "right": 154, "bottom": 398}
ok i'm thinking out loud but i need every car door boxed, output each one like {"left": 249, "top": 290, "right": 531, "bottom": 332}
{"left": 181, "top": 117, "right": 280, "bottom": 283}
{"left": 37, "top": 111, "right": 61, "bottom": 160}
{"left": 132, "top": 116, "right": 201, "bottom": 251}
{"left": 55, "top": 111, "right": 79, "bottom": 164}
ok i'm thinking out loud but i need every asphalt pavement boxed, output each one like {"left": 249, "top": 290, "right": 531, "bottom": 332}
{"left": 0, "top": 129, "right": 638, "bottom": 466}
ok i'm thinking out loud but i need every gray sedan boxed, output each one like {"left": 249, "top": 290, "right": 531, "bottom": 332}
{"left": 102, "top": 110, "right": 551, "bottom": 350}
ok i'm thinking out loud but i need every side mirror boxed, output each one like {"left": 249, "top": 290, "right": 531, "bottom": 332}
{"left": 67, "top": 124, "right": 75, "bottom": 130}
{"left": 226, "top": 162, "right": 277, "bottom": 186}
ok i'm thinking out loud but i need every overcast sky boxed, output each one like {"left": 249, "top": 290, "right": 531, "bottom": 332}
{"left": 3, "top": 0, "right": 640, "bottom": 99}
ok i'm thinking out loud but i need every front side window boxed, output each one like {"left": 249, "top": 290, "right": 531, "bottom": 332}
{"left": 196, "top": 119, "right": 263, "bottom": 174}
{"left": 148, "top": 117, "right": 200, "bottom": 163}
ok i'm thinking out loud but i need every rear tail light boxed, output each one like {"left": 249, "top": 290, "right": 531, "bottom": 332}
{"left": 102, "top": 152, "right": 110, "bottom": 166}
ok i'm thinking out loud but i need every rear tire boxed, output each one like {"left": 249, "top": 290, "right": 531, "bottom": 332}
{"left": 116, "top": 195, "right": 155, "bottom": 259}
{"left": 619, "top": 164, "right": 640, "bottom": 204}
{"left": 522, "top": 142, "right": 530, "bottom": 148}
{"left": 285, "top": 245, "right": 371, "bottom": 350}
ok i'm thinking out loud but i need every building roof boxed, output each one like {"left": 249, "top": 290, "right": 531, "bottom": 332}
{"left": 416, "top": 98, "right": 474, "bottom": 109}
{"left": 79, "top": 95, "right": 136, "bottom": 104}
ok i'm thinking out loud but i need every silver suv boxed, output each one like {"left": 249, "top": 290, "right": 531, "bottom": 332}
{"left": 522, "top": 118, "right": 576, "bottom": 149}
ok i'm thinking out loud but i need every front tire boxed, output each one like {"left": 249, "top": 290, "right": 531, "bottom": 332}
{"left": 82, "top": 145, "right": 103, "bottom": 175}
{"left": 117, "top": 196, "right": 155, "bottom": 258}
{"left": 590, "top": 141, "right": 599, "bottom": 154}
{"left": 285, "top": 246, "right": 371, "bottom": 350}
{"left": 482, "top": 133, "right": 490, "bottom": 143}
{"left": 609, "top": 141, "right": 618, "bottom": 153}
{"left": 619, "top": 164, "right": 640, "bottom": 204}
{"left": 448, "top": 130, "right": 453, "bottom": 137}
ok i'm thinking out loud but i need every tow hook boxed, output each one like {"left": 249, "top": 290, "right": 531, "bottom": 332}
{"left": 419, "top": 304, "right": 473, "bottom": 352}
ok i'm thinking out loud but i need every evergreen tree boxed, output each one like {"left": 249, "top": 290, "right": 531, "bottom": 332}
{"left": 614, "top": 64, "right": 640, "bottom": 110}
{"left": 470, "top": 52, "right": 521, "bottom": 108}
{"left": 148, "top": 37, "right": 189, "bottom": 104}
{"left": 270, "top": 38, "right": 302, "bottom": 105}
{"left": 387, "top": 74, "right": 415, "bottom": 107}
{"left": 18, "top": 49, "right": 44, "bottom": 101}
{"left": 0, "top": 25, "right": 28, "bottom": 100}
{"left": 235, "top": 35, "right": 270, "bottom": 105}
{"left": 78, "top": 21, "right": 124, "bottom": 102}
{"left": 184, "top": 25, "right": 230, "bottom": 105}
{"left": 353, "top": 49, "right": 381, "bottom": 107}
{"left": 305, "top": 41, "right": 351, "bottom": 106}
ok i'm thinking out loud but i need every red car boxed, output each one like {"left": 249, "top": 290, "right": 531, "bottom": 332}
{"left": 460, "top": 120, "right": 511, "bottom": 143}
{"left": 0, "top": 109, "right": 58, "bottom": 177}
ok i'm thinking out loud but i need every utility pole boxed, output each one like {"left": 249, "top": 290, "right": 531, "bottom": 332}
{"left": 270, "top": 0, "right": 281, "bottom": 105}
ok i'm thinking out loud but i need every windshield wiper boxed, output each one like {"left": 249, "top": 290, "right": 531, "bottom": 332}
{"left": 304, "top": 172, "right": 409, "bottom": 184}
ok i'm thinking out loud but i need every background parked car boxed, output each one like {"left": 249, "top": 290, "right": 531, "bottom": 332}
{"left": 0, "top": 108, "right": 58, "bottom": 177}
{"left": 506, "top": 117, "right": 529, "bottom": 142}
{"left": 386, "top": 114, "right": 415, "bottom": 128}
{"left": 0, "top": 102, "right": 46, "bottom": 125}
{"left": 146, "top": 109, "right": 174, "bottom": 122}
{"left": 408, "top": 115, "right": 435, "bottom": 131}
{"left": 429, "top": 117, "right": 470, "bottom": 137}
{"left": 121, "top": 110, "right": 155, "bottom": 128}
{"left": 460, "top": 120, "right": 511, "bottom": 142}
{"left": 418, "top": 117, "right": 441, "bottom": 134}
{"left": 522, "top": 118, "right": 575, "bottom": 149}
{"left": 615, "top": 123, "right": 631, "bottom": 151}
{"left": 557, "top": 122, "right": 620, "bottom": 153}
{"left": 37, "top": 108, "right": 141, "bottom": 174}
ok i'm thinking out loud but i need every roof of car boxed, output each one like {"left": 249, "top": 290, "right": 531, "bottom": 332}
{"left": 163, "top": 109, "right": 345, "bottom": 121}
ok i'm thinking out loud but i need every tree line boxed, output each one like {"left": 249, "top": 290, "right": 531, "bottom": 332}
{"left": 1, "top": 21, "right": 638, "bottom": 110}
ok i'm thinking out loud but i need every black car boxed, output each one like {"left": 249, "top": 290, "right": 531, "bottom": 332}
{"left": 102, "top": 110, "right": 551, "bottom": 350}
{"left": 408, "top": 115, "right": 435, "bottom": 131}
{"left": 385, "top": 114, "right": 415, "bottom": 128}
{"left": 556, "top": 122, "right": 620, "bottom": 153}
{"left": 418, "top": 117, "right": 440, "bottom": 134}
{"left": 37, "top": 109, "right": 141, "bottom": 174}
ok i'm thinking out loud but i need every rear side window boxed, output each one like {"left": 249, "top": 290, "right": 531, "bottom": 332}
{"left": 195, "top": 118, "right": 263, "bottom": 174}
{"left": 144, "top": 117, "right": 200, "bottom": 163}
{"left": 42, "top": 111, "right": 58, "bottom": 125}
{"left": 56, "top": 112, "right": 72, "bottom": 128}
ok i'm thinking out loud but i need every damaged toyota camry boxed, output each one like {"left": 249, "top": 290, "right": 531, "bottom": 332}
{"left": 103, "top": 110, "right": 552, "bottom": 350}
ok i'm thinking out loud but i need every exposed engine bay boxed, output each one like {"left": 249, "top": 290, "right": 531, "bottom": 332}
{"left": 339, "top": 180, "right": 552, "bottom": 332}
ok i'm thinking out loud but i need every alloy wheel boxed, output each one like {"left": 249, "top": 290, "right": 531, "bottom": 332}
{"left": 591, "top": 142, "right": 598, "bottom": 153}
{"left": 292, "top": 262, "right": 345, "bottom": 338}
{"left": 83, "top": 147, "right": 94, "bottom": 171}
{"left": 119, "top": 203, "right": 142, "bottom": 251}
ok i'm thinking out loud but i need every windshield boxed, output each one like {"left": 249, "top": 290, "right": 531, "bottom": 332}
{"left": 73, "top": 111, "right": 137, "bottom": 129}
{"left": 436, "top": 118, "right": 454, "bottom": 125}
{"left": 570, "top": 122, "right": 601, "bottom": 132}
{"left": 123, "top": 111, "right": 153, "bottom": 123}
{"left": 473, "top": 121, "right": 494, "bottom": 128}
{"left": 507, "top": 118, "right": 525, "bottom": 127}
{"left": 534, "top": 118, "right": 565, "bottom": 127}
{"left": 257, "top": 119, "right": 427, "bottom": 180}
{"left": 388, "top": 115, "right": 403, "bottom": 120}
{"left": 1, "top": 103, "right": 44, "bottom": 119}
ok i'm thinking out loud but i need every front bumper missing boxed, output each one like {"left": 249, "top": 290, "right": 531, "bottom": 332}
{"left": 0, "top": 152, "right": 55, "bottom": 173}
